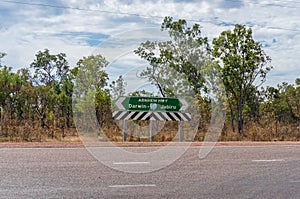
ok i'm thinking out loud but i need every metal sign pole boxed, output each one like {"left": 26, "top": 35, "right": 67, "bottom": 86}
{"left": 150, "top": 120, "right": 154, "bottom": 142}
{"left": 179, "top": 120, "right": 183, "bottom": 142}
{"left": 123, "top": 120, "right": 127, "bottom": 142}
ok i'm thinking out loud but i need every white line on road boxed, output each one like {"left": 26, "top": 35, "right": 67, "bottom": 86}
{"left": 113, "top": 162, "right": 150, "bottom": 165}
{"left": 252, "top": 159, "right": 285, "bottom": 162}
{"left": 289, "top": 180, "right": 300, "bottom": 183}
{"left": 109, "top": 184, "right": 156, "bottom": 188}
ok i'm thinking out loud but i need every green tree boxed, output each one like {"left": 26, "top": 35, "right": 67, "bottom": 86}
{"left": 244, "top": 86, "right": 264, "bottom": 124}
{"left": 30, "top": 49, "right": 72, "bottom": 134}
{"left": 75, "top": 55, "right": 108, "bottom": 95}
{"left": 30, "top": 49, "right": 69, "bottom": 87}
{"left": 73, "top": 55, "right": 111, "bottom": 132}
{"left": 213, "top": 24, "right": 272, "bottom": 135}
{"left": 109, "top": 75, "right": 126, "bottom": 99}
{"left": 134, "top": 16, "right": 211, "bottom": 96}
{"left": 0, "top": 66, "right": 25, "bottom": 136}
{"left": 55, "top": 78, "right": 74, "bottom": 131}
{"left": 0, "top": 66, "right": 25, "bottom": 118}
{"left": 95, "top": 89, "right": 111, "bottom": 127}
{"left": 261, "top": 81, "right": 299, "bottom": 135}
{"left": 287, "top": 79, "right": 300, "bottom": 121}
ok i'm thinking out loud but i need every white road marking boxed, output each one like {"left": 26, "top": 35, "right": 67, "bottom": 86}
{"left": 109, "top": 184, "right": 156, "bottom": 188}
{"left": 113, "top": 161, "right": 150, "bottom": 165}
{"left": 289, "top": 180, "right": 300, "bottom": 183}
{"left": 252, "top": 159, "right": 285, "bottom": 162}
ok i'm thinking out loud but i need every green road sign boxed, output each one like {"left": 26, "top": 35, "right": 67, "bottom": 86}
{"left": 115, "top": 96, "right": 188, "bottom": 112}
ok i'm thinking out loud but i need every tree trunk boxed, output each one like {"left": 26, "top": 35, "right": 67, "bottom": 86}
{"left": 237, "top": 102, "right": 244, "bottom": 136}
{"left": 229, "top": 104, "right": 235, "bottom": 132}
{"left": 41, "top": 112, "right": 46, "bottom": 128}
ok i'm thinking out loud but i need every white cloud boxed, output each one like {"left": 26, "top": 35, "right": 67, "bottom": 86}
{"left": 0, "top": 0, "right": 299, "bottom": 87}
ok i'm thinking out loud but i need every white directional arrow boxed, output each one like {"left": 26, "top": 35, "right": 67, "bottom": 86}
{"left": 179, "top": 98, "right": 189, "bottom": 111}
{"left": 115, "top": 96, "right": 126, "bottom": 110}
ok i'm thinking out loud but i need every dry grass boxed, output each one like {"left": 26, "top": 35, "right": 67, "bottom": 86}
{"left": 0, "top": 121, "right": 299, "bottom": 142}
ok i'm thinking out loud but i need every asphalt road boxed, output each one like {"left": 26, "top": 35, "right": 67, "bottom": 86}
{"left": 0, "top": 144, "right": 299, "bottom": 199}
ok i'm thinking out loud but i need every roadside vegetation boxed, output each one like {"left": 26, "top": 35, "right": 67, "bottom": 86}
{"left": 0, "top": 17, "right": 299, "bottom": 142}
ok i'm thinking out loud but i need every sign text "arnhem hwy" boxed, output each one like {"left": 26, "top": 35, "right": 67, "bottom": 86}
{"left": 115, "top": 96, "right": 188, "bottom": 112}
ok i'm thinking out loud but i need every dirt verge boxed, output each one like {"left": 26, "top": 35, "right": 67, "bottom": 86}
{"left": 0, "top": 141, "right": 299, "bottom": 148}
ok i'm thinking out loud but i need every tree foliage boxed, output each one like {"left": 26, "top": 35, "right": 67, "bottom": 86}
{"left": 30, "top": 49, "right": 69, "bottom": 87}
{"left": 73, "top": 55, "right": 112, "bottom": 132}
{"left": 134, "top": 16, "right": 211, "bottom": 96}
{"left": 213, "top": 24, "right": 273, "bottom": 135}
{"left": 109, "top": 75, "right": 126, "bottom": 99}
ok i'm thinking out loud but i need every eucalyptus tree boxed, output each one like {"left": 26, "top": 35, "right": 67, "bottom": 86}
{"left": 109, "top": 75, "right": 126, "bottom": 99}
{"left": 73, "top": 55, "right": 111, "bottom": 129}
{"left": 0, "top": 66, "right": 25, "bottom": 136}
{"left": 213, "top": 24, "right": 272, "bottom": 135}
{"left": 261, "top": 80, "right": 299, "bottom": 135}
{"left": 30, "top": 49, "right": 69, "bottom": 87}
{"left": 30, "top": 49, "right": 71, "bottom": 130}
{"left": 134, "top": 16, "right": 211, "bottom": 96}
{"left": 287, "top": 79, "right": 300, "bottom": 121}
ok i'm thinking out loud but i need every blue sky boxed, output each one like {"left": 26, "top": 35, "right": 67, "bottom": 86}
{"left": 0, "top": 0, "right": 300, "bottom": 89}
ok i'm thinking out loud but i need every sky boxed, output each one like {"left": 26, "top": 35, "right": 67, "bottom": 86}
{"left": 0, "top": 0, "right": 300, "bottom": 90}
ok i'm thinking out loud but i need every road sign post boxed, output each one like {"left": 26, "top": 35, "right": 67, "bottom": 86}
{"left": 113, "top": 96, "right": 191, "bottom": 142}
{"left": 150, "top": 120, "right": 154, "bottom": 142}
{"left": 123, "top": 120, "right": 127, "bottom": 142}
{"left": 179, "top": 121, "right": 183, "bottom": 142}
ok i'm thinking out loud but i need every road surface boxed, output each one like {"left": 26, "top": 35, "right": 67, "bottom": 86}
{"left": 0, "top": 143, "right": 299, "bottom": 198}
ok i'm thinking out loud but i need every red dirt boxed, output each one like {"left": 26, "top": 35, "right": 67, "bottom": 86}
{"left": 0, "top": 141, "right": 299, "bottom": 148}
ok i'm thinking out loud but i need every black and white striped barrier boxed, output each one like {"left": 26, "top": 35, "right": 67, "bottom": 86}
{"left": 113, "top": 111, "right": 191, "bottom": 121}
